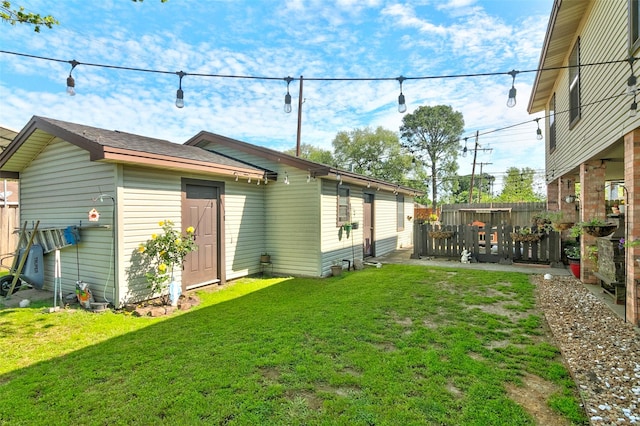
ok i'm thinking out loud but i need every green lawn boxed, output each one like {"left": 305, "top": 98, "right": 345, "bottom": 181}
{"left": 0, "top": 264, "right": 586, "bottom": 425}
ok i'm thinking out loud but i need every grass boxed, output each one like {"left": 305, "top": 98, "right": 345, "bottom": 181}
{"left": 0, "top": 264, "right": 587, "bottom": 425}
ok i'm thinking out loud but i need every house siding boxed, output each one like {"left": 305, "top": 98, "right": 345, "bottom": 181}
{"left": 196, "top": 143, "right": 322, "bottom": 277}
{"left": 547, "top": 1, "right": 640, "bottom": 178}
{"left": 19, "top": 138, "right": 117, "bottom": 303}
{"left": 320, "top": 180, "right": 363, "bottom": 275}
{"left": 119, "top": 167, "right": 268, "bottom": 303}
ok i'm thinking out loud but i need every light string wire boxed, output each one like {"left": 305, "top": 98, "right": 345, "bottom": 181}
{"left": 0, "top": 49, "right": 632, "bottom": 82}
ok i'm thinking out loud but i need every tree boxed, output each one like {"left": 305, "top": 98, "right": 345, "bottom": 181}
{"left": 1, "top": 1, "right": 166, "bottom": 32}
{"left": 1, "top": 1, "right": 58, "bottom": 32}
{"left": 283, "top": 144, "right": 334, "bottom": 165}
{"left": 400, "top": 105, "right": 464, "bottom": 209}
{"left": 497, "top": 167, "right": 544, "bottom": 202}
{"left": 331, "top": 127, "right": 413, "bottom": 184}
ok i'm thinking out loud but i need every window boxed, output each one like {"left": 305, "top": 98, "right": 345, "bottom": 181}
{"left": 569, "top": 39, "right": 581, "bottom": 127}
{"left": 549, "top": 93, "right": 556, "bottom": 151}
{"left": 396, "top": 194, "right": 404, "bottom": 231}
{"left": 631, "top": 0, "right": 640, "bottom": 51}
{"left": 337, "top": 185, "right": 350, "bottom": 225}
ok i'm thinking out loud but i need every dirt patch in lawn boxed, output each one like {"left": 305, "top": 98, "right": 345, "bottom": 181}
{"left": 505, "top": 373, "right": 570, "bottom": 426}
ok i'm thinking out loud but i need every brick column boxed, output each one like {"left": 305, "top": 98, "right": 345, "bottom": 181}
{"left": 580, "top": 160, "right": 606, "bottom": 284}
{"left": 624, "top": 128, "right": 640, "bottom": 325}
{"left": 547, "top": 179, "right": 559, "bottom": 211}
{"left": 558, "top": 176, "right": 578, "bottom": 223}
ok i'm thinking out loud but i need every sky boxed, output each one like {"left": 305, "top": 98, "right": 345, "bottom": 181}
{"left": 0, "top": 0, "right": 554, "bottom": 194}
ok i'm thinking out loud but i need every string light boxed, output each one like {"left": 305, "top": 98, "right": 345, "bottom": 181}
{"left": 234, "top": 172, "right": 238, "bottom": 181}
{"left": 0, "top": 50, "right": 634, "bottom": 114}
{"left": 627, "top": 57, "right": 637, "bottom": 96}
{"left": 175, "top": 71, "right": 186, "bottom": 108}
{"left": 284, "top": 172, "right": 290, "bottom": 185}
{"left": 630, "top": 94, "right": 637, "bottom": 117}
{"left": 535, "top": 118, "right": 543, "bottom": 140}
{"left": 66, "top": 59, "right": 79, "bottom": 96}
{"left": 506, "top": 69, "right": 519, "bottom": 108}
{"left": 397, "top": 76, "right": 407, "bottom": 113}
{"left": 462, "top": 138, "right": 468, "bottom": 157}
{"left": 284, "top": 76, "right": 293, "bottom": 113}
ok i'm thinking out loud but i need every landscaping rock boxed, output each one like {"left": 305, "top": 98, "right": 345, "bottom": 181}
{"left": 534, "top": 275, "right": 640, "bottom": 424}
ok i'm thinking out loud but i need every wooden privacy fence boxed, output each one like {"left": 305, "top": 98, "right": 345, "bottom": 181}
{"left": 413, "top": 223, "right": 562, "bottom": 265}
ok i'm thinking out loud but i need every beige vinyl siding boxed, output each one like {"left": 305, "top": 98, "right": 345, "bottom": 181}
{"left": 19, "top": 138, "right": 117, "bottom": 303}
{"left": 198, "top": 142, "right": 323, "bottom": 276}
{"left": 119, "top": 167, "right": 269, "bottom": 304}
{"left": 372, "top": 192, "right": 403, "bottom": 256}
{"left": 265, "top": 167, "right": 321, "bottom": 276}
{"left": 222, "top": 175, "right": 266, "bottom": 280}
{"left": 320, "top": 180, "right": 363, "bottom": 275}
{"left": 119, "top": 167, "right": 183, "bottom": 304}
{"left": 547, "top": 1, "right": 640, "bottom": 178}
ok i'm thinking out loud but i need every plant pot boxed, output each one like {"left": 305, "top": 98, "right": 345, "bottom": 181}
{"left": 582, "top": 225, "right": 617, "bottom": 238}
{"left": 510, "top": 233, "right": 541, "bottom": 242}
{"left": 430, "top": 230, "right": 453, "bottom": 239}
{"left": 260, "top": 255, "right": 271, "bottom": 263}
{"left": 568, "top": 258, "right": 580, "bottom": 279}
{"left": 552, "top": 222, "right": 574, "bottom": 232}
{"left": 330, "top": 265, "right": 342, "bottom": 277}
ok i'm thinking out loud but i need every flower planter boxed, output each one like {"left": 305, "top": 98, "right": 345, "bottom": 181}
{"left": 430, "top": 231, "right": 453, "bottom": 239}
{"left": 260, "top": 254, "right": 271, "bottom": 263}
{"left": 582, "top": 225, "right": 617, "bottom": 238}
{"left": 552, "top": 222, "right": 574, "bottom": 232}
{"left": 510, "top": 233, "right": 541, "bottom": 242}
{"left": 330, "top": 265, "right": 342, "bottom": 277}
{"left": 568, "top": 258, "right": 580, "bottom": 279}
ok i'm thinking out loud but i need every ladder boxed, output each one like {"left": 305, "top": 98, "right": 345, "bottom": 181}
{"left": 24, "top": 227, "right": 80, "bottom": 254}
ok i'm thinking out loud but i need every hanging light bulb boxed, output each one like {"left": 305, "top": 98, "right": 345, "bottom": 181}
{"left": 462, "top": 138, "right": 468, "bottom": 158}
{"left": 234, "top": 172, "right": 239, "bottom": 182}
{"left": 397, "top": 76, "right": 407, "bottom": 113}
{"left": 284, "top": 172, "right": 290, "bottom": 185}
{"left": 66, "top": 60, "right": 79, "bottom": 96}
{"left": 506, "top": 70, "right": 518, "bottom": 108}
{"left": 66, "top": 76, "right": 76, "bottom": 96}
{"left": 627, "top": 57, "right": 637, "bottom": 96}
{"left": 175, "top": 71, "right": 186, "bottom": 108}
{"left": 535, "top": 118, "right": 543, "bottom": 140}
{"left": 627, "top": 75, "right": 637, "bottom": 96}
{"left": 630, "top": 98, "right": 637, "bottom": 117}
{"left": 284, "top": 76, "right": 293, "bottom": 113}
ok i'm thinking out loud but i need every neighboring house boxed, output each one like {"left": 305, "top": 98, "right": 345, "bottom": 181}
{"left": 0, "top": 126, "right": 19, "bottom": 259}
{"left": 528, "top": 0, "right": 640, "bottom": 324}
{"left": 0, "top": 116, "right": 419, "bottom": 307}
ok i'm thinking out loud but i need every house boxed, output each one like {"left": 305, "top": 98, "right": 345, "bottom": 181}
{"left": 0, "top": 126, "right": 19, "bottom": 259}
{"left": 0, "top": 116, "right": 420, "bottom": 307}
{"left": 528, "top": 0, "right": 640, "bottom": 324}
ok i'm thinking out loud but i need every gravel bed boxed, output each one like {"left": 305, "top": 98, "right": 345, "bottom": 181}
{"left": 534, "top": 275, "right": 640, "bottom": 425}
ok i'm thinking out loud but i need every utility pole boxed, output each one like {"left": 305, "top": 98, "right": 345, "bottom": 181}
{"left": 468, "top": 131, "right": 479, "bottom": 204}
{"left": 468, "top": 131, "right": 492, "bottom": 204}
{"left": 296, "top": 76, "right": 304, "bottom": 157}
{"left": 477, "top": 162, "right": 493, "bottom": 202}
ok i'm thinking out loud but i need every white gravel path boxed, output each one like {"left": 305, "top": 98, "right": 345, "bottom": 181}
{"left": 534, "top": 275, "right": 640, "bottom": 425}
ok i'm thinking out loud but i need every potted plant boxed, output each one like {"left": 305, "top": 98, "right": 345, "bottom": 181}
{"left": 548, "top": 211, "right": 575, "bottom": 232}
{"left": 579, "top": 218, "right": 617, "bottom": 237}
{"left": 260, "top": 253, "right": 271, "bottom": 263}
{"left": 138, "top": 220, "right": 197, "bottom": 306}
{"left": 510, "top": 226, "right": 541, "bottom": 242}
{"left": 564, "top": 245, "right": 581, "bottom": 278}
